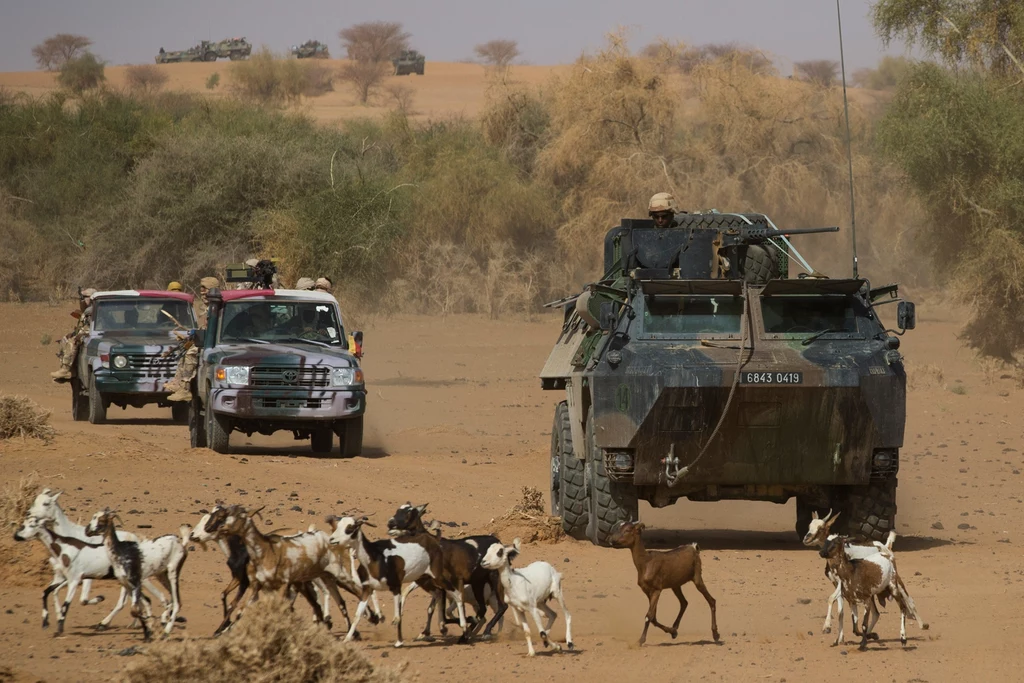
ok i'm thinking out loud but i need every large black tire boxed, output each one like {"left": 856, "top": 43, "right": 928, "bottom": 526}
{"left": 206, "top": 407, "right": 231, "bottom": 454}
{"left": 585, "top": 413, "right": 638, "bottom": 546}
{"left": 551, "top": 402, "right": 588, "bottom": 539}
{"left": 88, "top": 376, "right": 106, "bottom": 425}
{"left": 171, "top": 403, "right": 189, "bottom": 425}
{"left": 71, "top": 378, "right": 89, "bottom": 422}
{"left": 336, "top": 416, "right": 363, "bottom": 458}
{"left": 842, "top": 477, "right": 898, "bottom": 542}
{"left": 204, "top": 52, "right": 217, "bottom": 62}
{"left": 743, "top": 244, "right": 781, "bottom": 284}
{"left": 311, "top": 428, "right": 334, "bottom": 455}
{"left": 189, "top": 397, "right": 207, "bottom": 449}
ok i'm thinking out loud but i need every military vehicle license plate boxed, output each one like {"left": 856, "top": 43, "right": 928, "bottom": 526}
{"left": 740, "top": 371, "right": 803, "bottom": 385}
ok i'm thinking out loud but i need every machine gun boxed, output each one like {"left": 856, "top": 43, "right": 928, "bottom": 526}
{"left": 225, "top": 258, "right": 279, "bottom": 289}
{"left": 718, "top": 224, "right": 839, "bottom": 248}
{"left": 715, "top": 224, "right": 839, "bottom": 281}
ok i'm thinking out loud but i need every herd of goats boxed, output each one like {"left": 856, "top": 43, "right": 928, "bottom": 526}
{"left": 12, "top": 489, "right": 929, "bottom": 656}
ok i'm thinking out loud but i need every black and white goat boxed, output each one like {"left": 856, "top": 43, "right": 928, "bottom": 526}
{"left": 327, "top": 513, "right": 444, "bottom": 647}
{"left": 386, "top": 503, "right": 507, "bottom": 642}
{"left": 84, "top": 509, "right": 188, "bottom": 641}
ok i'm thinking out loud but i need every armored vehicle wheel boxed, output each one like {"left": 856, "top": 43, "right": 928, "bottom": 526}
{"left": 743, "top": 244, "right": 781, "bottom": 284}
{"left": 206, "top": 408, "right": 231, "bottom": 454}
{"left": 171, "top": 403, "right": 189, "bottom": 424}
{"left": 842, "top": 478, "right": 897, "bottom": 543}
{"left": 551, "top": 402, "right": 588, "bottom": 538}
{"left": 189, "top": 397, "right": 207, "bottom": 449}
{"left": 71, "top": 378, "right": 89, "bottom": 422}
{"left": 585, "top": 413, "right": 638, "bottom": 546}
{"left": 229, "top": 51, "right": 241, "bottom": 61}
{"left": 88, "top": 376, "right": 106, "bottom": 425}
{"left": 204, "top": 52, "right": 217, "bottom": 62}
{"left": 311, "top": 428, "right": 334, "bottom": 455}
{"left": 336, "top": 416, "right": 363, "bottom": 458}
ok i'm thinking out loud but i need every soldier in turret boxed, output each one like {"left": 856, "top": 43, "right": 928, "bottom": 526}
{"left": 648, "top": 192, "right": 683, "bottom": 228}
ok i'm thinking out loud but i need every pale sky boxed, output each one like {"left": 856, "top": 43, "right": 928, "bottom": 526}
{"left": 0, "top": 0, "right": 909, "bottom": 73}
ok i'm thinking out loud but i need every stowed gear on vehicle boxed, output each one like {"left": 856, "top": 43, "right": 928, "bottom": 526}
{"left": 541, "top": 210, "right": 917, "bottom": 546}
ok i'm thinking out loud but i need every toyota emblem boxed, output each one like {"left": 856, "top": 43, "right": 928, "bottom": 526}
{"left": 282, "top": 369, "right": 299, "bottom": 383}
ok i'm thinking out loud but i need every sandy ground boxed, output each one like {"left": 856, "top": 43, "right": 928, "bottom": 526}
{"left": 1, "top": 297, "right": 1022, "bottom": 682}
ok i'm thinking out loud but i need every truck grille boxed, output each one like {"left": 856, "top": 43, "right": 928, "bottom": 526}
{"left": 250, "top": 366, "right": 330, "bottom": 388}
{"left": 126, "top": 353, "right": 177, "bottom": 378}
{"left": 253, "top": 397, "right": 325, "bottom": 409}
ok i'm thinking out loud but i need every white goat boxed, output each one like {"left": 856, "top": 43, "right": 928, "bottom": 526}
{"left": 26, "top": 488, "right": 169, "bottom": 623}
{"left": 480, "top": 539, "right": 573, "bottom": 657}
{"left": 85, "top": 509, "right": 188, "bottom": 640}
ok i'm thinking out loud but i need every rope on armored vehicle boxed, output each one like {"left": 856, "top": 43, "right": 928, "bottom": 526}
{"left": 665, "top": 283, "right": 750, "bottom": 486}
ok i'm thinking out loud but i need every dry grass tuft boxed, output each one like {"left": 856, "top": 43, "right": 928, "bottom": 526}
{"left": 0, "top": 396, "right": 55, "bottom": 442}
{"left": 906, "top": 362, "right": 945, "bottom": 390}
{"left": 121, "top": 595, "right": 403, "bottom": 683}
{"left": 0, "top": 471, "right": 40, "bottom": 530}
{"left": 490, "top": 486, "right": 564, "bottom": 544}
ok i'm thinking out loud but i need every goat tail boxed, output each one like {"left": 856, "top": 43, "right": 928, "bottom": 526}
{"left": 884, "top": 530, "right": 897, "bottom": 552}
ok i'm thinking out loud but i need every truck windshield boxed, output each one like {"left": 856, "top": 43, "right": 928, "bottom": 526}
{"left": 761, "top": 295, "right": 858, "bottom": 334}
{"left": 93, "top": 299, "right": 195, "bottom": 332}
{"left": 220, "top": 300, "right": 345, "bottom": 347}
{"left": 642, "top": 295, "right": 744, "bottom": 335}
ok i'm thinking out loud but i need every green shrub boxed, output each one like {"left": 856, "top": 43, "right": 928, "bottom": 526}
{"left": 56, "top": 51, "right": 105, "bottom": 94}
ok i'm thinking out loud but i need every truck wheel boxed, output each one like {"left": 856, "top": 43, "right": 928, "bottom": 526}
{"left": 206, "top": 408, "right": 231, "bottom": 454}
{"left": 311, "top": 428, "right": 334, "bottom": 455}
{"left": 171, "top": 403, "right": 189, "bottom": 425}
{"left": 842, "top": 478, "right": 897, "bottom": 543}
{"left": 337, "top": 416, "right": 363, "bottom": 458}
{"left": 743, "top": 244, "right": 781, "bottom": 284}
{"left": 552, "top": 402, "right": 588, "bottom": 538}
{"left": 204, "top": 52, "right": 217, "bottom": 62}
{"left": 71, "top": 378, "right": 89, "bottom": 422}
{"left": 586, "top": 413, "right": 638, "bottom": 546}
{"left": 189, "top": 397, "right": 207, "bottom": 449}
{"left": 88, "top": 376, "right": 106, "bottom": 425}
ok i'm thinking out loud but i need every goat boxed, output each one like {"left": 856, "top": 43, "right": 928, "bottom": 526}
{"left": 387, "top": 503, "right": 507, "bottom": 642}
{"left": 608, "top": 520, "right": 719, "bottom": 646}
{"left": 26, "top": 488, "right": 170, "bottom": 623}
{"left": 187, "top": 508, "right": 253, "bottom": 636}
{"left": 803, "top": 510, "right": 927, "bottom": 636}
{"left": 200, "top": 505, "right": 364, "bottom": 635}
{"left": 327, "top": 513, "right": 444, "bottom": 647}
{"left": 819, "top": 535, "right": 916, "bottom": 649}
{"left": 84, "top": 509, "right": 188, "bottom": 641}
{"left": 480, "top": 539, "right": 573, "bottom": 657}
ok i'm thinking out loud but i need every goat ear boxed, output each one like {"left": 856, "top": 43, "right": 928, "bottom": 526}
{"left": 415, "top": 503, "right": 428, "bottom": 515}
{"left": 811, "top": 510, "right": 820, "bottom": 521}
{"left": 512, "top": 537, "right": 521, "bottom": 550}
{"left": 325, "top": 515, "right": 339, "bottom": 531}
{"left": 636, "top": 522, "right": 646, "bottom": 533}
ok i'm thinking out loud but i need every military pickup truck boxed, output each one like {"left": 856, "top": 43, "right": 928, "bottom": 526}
{"left": 187, "top": 288, "right": 366, "bottom": 457}
{"left": 71, "top": 290, "right": 198, "bottom": 424}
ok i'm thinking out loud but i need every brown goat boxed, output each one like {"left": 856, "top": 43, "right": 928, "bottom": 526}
{"left": 608, "top": 521, "right": 719, "bottom": 646}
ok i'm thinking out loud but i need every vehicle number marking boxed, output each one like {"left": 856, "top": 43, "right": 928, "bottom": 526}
{"left": 616, "top": 384, "right": 630, "bottom": 412}
{"left": 739, "top": 371, "right": 803, "bottom": 385}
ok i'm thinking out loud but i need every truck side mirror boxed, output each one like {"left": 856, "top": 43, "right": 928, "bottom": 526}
{"left": 897, "top": 301, "right": 916, "bottom": 330}
{"left": 599, "top": 302, "right": 617, "bottom": 331}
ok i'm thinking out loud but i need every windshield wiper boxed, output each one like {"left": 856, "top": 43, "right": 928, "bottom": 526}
{"left": 231, "top": 337, "right": 269, "bottom": 344}
{"left": 278, "top": 336, "right": 334, "bottom": 348}
{"left": 800, "top": 328, "right": 847, "bottom": 346}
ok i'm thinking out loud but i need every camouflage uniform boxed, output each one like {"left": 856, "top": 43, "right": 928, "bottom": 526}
{"left": 165, "top": 276, "right": 218, "bottom": 402}
{"left": 51, "top": 288, "right": 97, "bottom": 382}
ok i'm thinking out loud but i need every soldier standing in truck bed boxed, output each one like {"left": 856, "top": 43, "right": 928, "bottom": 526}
{"left": 51, "top": 288, "right": 97, "bottom": 382}
{"left": 165, "top": 276, "right": 219, "bottom": 402}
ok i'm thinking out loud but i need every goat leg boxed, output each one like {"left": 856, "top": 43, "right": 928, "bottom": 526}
{"left": 668, "top": 586, "right": 689, "bottom": 639}
{"left": 415, "top": 592, "right": 439, "bottom": 642}
{"left": 692, "top": 564, "right": 720, "bottom": 642}
{"left": 41, "top": 577, "right": 66, "bottom": 629}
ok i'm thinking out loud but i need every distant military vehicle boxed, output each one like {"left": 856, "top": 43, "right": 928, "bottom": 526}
{"left": 155, "top": 38, "right": 250, "bottom": 64}
{"left": 292, "top": 40, "right": 330, "bottom": 59}
{"left": 541, "top": 211, "right": 917, "bottom": 546}
{"left": 392, "top": 49, "right": 425, "bottom": 75}
{"left": 69, "top": 290, "right": 198, "bottom": 424}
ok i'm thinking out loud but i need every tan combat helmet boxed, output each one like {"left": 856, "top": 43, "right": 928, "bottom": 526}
{"left": 648, "top": 192, "right": 677, "bottom": 215}
{"left": 294, "top": 277, "right": 315, "bottom": 291}
{"left": 314, "top": 277, "right": 333, "bottom": 294}
{"left": 200, "top": 277, "right": 220, "bottom": 290}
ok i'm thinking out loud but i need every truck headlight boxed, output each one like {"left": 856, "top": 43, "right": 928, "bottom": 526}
{"left": 215, "top": 366, "right": 250, "bottom": 386}
{"left": 112, "top": 354, "right": 128, "bottom": 369}
{"left": 332, "top": 367, "right": 363, "bottom": 387}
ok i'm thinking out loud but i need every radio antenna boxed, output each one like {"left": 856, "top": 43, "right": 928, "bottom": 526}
{"left": 836, "top": 0, "right": 859, "bottom": 278}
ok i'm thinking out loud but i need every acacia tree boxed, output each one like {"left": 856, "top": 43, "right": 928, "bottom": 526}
{"left": 32, "top": 33, "right": 93, "bottom": 71}
{"left": 872, "top": 0, "right": 1024, "bottom": 359}
{"left": 474, "top": 40, "right": 520, "bottom": 68}
{"left": 794, "top": 59, "right": 839, "bottom": 86}
{"left": 339, "top": 60, "right": 389, "bottom": 103}
{"left": 339, "top": 21, "right": 410, "bottom": 62}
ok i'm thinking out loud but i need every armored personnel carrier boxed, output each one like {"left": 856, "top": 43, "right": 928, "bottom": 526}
{"left": 155, "top": 45, "right": 202, "bottom": 64}
{"left": 292, "top": 40, "right": 330, "bottom": 59}
{"left": 541, "top": 211, "right": 916, "bottom": 545}
{"left": 155, "top": 38, "right": 250, "bottom": 64}
{"left": 392, "top": 50, "right": 425, "bottom": 75}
